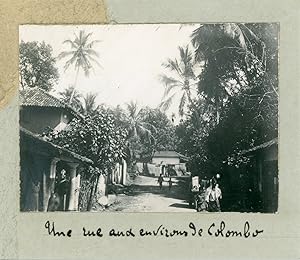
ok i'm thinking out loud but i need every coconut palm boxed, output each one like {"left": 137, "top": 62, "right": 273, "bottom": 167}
{"left": 125, "top": 101, "right": 157, "bottom": 141}
{"left": 58, "top": 30, "right": 101, "bottom": 104}
{"left": 80, "top": 92, "right": 99, "bottom": 116}
{"left": 124, "top": 102, "right": 157, "bottom": 162}
{"left": 59, "top": 85, "right": 82, "bottom": 111}
{"left": 159, "top": 45, "right": 199, "bottom": 118}
{"left": 191, "top": 23, "right": 266, "bottom": 123}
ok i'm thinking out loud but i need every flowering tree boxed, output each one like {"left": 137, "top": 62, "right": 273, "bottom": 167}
{"left": 47, "top": 109, "right": 127, "bottom": 210}
{"left": 50, "top": 111, "right": 127, "bottom": 170}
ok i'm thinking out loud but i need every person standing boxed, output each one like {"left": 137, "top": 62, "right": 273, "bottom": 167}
{"left": 47, "top": 192, "right": 61, "bottom": 212}
{"left": 168, "top": 177, "right": 173, "bottom": 191}
{"left": 205, "top": 178, "right": 222, "bottom": 212}
{"left": 157, "top": 174, "right": 164, "bottom": 190}
{"left": 56, "top": 169, "right": 68, "bottom": 211}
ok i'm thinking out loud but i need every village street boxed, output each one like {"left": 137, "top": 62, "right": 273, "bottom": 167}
{"left": 106, "top": 175, "right": 196, "bottom": 212}
{"left": 19, "top": 24, "right": 278, "bottom": 215}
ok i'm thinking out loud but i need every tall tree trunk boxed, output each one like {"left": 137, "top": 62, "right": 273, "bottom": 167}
{"left": 215, "top": 96, "right": 220, "bottom": 124}
{"left": 69, "top": 66, "right": 80, "bottom": 105}
{"left": 186, "top": 88, "right": 201, "bottom": 127}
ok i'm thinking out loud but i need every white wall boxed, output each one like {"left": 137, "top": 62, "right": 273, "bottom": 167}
{"left": 152, "top": 157, "right": 180, "bottom": 165}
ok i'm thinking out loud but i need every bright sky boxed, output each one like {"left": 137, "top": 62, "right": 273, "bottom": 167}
{"left": 20, "top": 24, "right": 200, "bottom": 121}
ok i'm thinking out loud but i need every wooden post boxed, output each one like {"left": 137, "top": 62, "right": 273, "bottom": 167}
{"left": 74, "top": 172, "right": 81, "bottom": 211}
{"left": 122, "top": 159, "right": 127, "bottom": 185}
{"left": 32, "top": 182, "right": 40, "bottom": 212}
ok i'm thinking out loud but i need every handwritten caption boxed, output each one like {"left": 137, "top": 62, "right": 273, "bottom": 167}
{"left": 44, "top": 220, "right": 263, "bottom": 239}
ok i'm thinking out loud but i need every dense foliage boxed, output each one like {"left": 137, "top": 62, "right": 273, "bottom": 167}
{"left": 47, "top": 109, "right": 127, "bottom": 172}
{"left": 139, "top": 107, "right": 178, "bottom": 159}
{"left": 19, "top": 41, "right": 59, "bottom": 91}
{"left": 107, "top": 104, "right": 178, "bottom": 163}
{"left": 174, "top": 23, "right": 278, "bottom": 178}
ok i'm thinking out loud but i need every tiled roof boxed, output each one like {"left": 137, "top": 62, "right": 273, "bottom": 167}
{"left": 153, "top": 150, "right": 188, "bottom": 160}
{"left": 20, "top": 88, "right": 66, "bottom": 107}
{"left": 20, "top": 87, "right": 83, "bottom": 119}
{"left": 20, "top": 127, "right": 93, "bottom": 164}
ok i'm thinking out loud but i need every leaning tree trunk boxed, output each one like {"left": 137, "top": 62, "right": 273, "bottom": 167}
{"left": 69, "top": 66, "right": 80, "bottom": 105}
{"left": 87, "top": 173, "right": 100, "bottom": 211}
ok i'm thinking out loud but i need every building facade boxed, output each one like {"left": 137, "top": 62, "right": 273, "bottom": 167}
{"left": 20, "top": 88, "right": 92, "bottom": 212}
{"left": 151, "top": 151, "right": 188, "bottom": 176}
{"left": 222, "top": 138, "right": 278, "bottom": 213}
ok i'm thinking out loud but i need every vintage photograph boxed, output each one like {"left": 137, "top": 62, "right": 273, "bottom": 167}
{"left": 19, "top": 23, "right": 278, "bottom": 213}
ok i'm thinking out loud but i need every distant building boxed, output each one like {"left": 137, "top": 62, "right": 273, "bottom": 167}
{"left": 151, "top": 151, "right": 188, "bottom": 176}
{"left": 20, "top": 87, "right": 92, "bottom": 212}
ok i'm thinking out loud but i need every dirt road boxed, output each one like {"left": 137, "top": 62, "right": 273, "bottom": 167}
{"left": 107, "top": 175, "right": 195, "bottom": 212}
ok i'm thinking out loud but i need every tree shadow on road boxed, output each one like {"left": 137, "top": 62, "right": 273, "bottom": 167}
{"left": 169, "top": 203, "right": 192, "bottom": 209}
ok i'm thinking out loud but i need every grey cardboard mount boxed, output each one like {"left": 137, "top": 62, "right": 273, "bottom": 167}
{"left": 0, "top": 0, "right": 299, "bottom": 259}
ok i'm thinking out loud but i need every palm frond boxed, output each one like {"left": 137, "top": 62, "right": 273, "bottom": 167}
{"left": 126, "top": 101, "right": 138, "bottom": 119}
{"left": 162, "top": 58, "right": 182, "bottom": 76}
{"left": 179, "top": 46, "right": 186, "bottom": 61}
{"left": 84, "top": 49, "right": 99, "bottom": 57}
{"left": 81, "top": 54, "right": 92, "bottom": 76}
{"left": 57, "top": 51, "right": 76, "bottom": 60}
{"left": 82, "top": 92, "right": 98, "bottom": 115}
{"left": 141, "top": 122, "right": 158, "bottom": 134}
{"left": 159, "top": 74, "right": 182, "bottom": 97}
{"left": 62, "top": 39, "right": 78, "bottom": 49}
{"left": 224, "top": 23, "right": 247, "bottom": 50}
{"left": 159, "top": 74, "right": 182, "bottom": 86}
{"left": 81, "top": 32, "right": 93, "bottom": 46}
{"left": 86, "top": 40, "right": 101, "bottom": 49}
{"left": 59, "top": 85, "right": 83, "bottom": 110}
{"left": 63, "top": 54, "right": 78, "bottom": 71}
{"left": 137, "top": 124, "right": 156, "bottom": 143}
{"left": 87, "top": 55, "right": 103, "bottom": 69}
{"left": 159, "top": 92, "right": 176, "bottom": 112}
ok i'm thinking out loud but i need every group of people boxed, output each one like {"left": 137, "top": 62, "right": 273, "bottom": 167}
{"left": 190, "top": 175, "right": 223, "bottom": 212}
{"left": 157, "top": 172, "right": 223, "bottom": 213}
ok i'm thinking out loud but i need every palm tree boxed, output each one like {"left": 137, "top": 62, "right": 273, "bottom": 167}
{"left": 191, "top": 23, "right": 266, "bottom": 123}
{"left": 124, "top": 102, "right": 157, "bottom": 162}
{"left": 159, "top": 46, "right": 199, "bottom": 117}
{"left": 58, "top": 30, "right": 101, "bottom": 104}
{"left": 125, "top": 101, "right": 157, "bottom": 140}
{"left": 59, "top": 85, "right": 82, "bottom": 111}
{"left": 80, "top": 92, "right": 99, "bottom": 116}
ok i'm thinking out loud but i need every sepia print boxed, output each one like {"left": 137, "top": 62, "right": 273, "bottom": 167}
{"left": 19, "top": 24, "right": 278, "bottom": 213}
